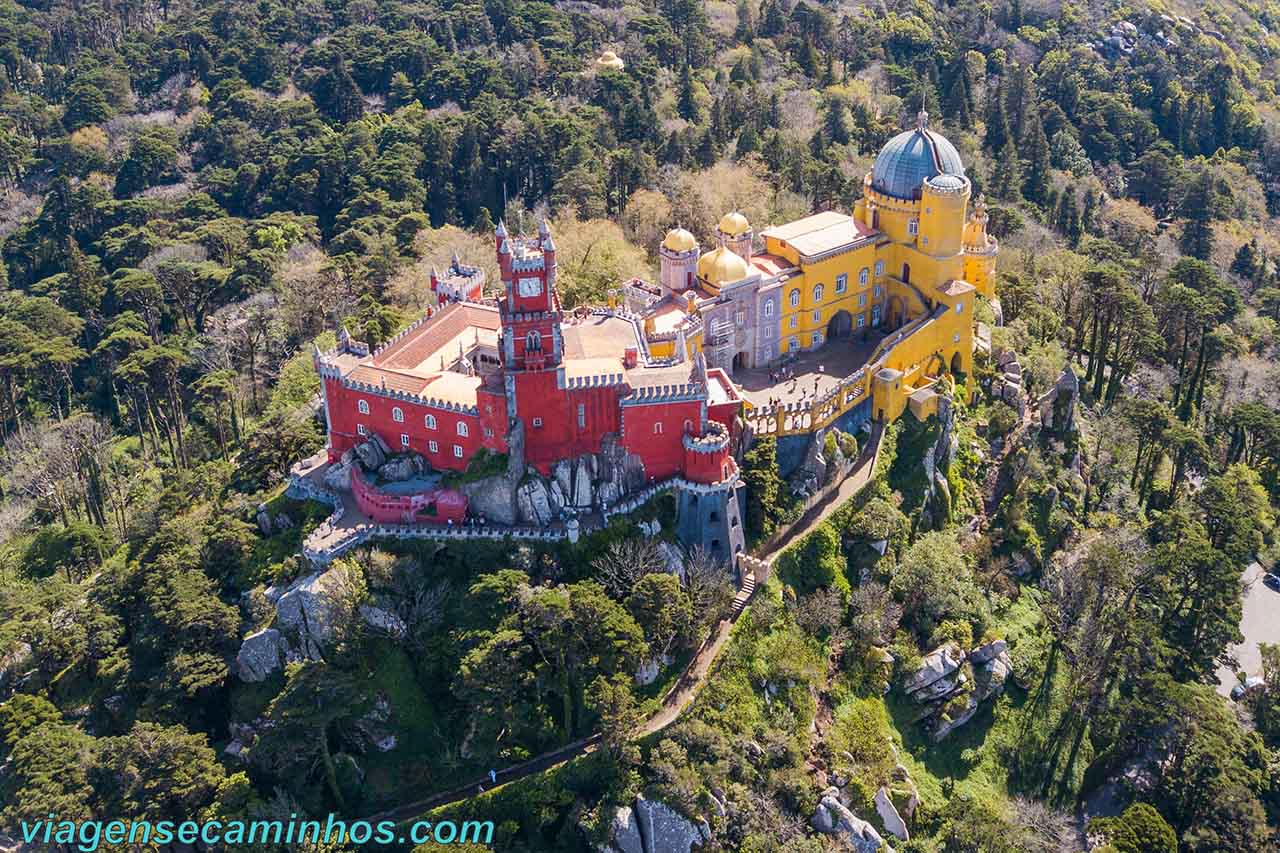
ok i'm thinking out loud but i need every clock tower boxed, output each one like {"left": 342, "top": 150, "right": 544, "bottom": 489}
{"left": 497, "top": 219, "right": 562, "bottom": 372}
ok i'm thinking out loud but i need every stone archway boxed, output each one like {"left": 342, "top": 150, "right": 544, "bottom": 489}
{"left": 951, "top": 351, "right": 963, "bottom": 375}
{"left": 826, "top": 310, "right": 853, "bottom": 339}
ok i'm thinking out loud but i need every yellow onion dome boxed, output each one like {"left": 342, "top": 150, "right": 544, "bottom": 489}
{"left": 662, "top": 227, "right": 697, "bottom": 253}
{"left": 697, "top": 246, "right": 750, "bottom": 285}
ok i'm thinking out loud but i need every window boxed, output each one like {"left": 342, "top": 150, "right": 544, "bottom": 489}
{"left": 401, "top": 433, "right": 410, "bottom": 447}
{"left": 684, "top": 419, "right": 693, "bottom": 432}
{"left": 789, "top": 316, "right": 798, "bottom": 329}
{"left": 859, "top": 267, "right": 869, "bottom": 286}
{"left": 453, "top": 444, "right": 464, "bottom": 458}
{"left": 653, "top": 422, "right": 663, "bottom": 435}
{"left": 955, "top": 302, "right": 964, "bottom": 313}
{"left": 789, "top": 336, "right": 799, "bottom": 350}
{"left": 735, "top": 310, "right": 745, "bottom": 325}
{"left": 484, "top": 427, "right": 494, "bottom": 438}
{"left": 812, "top": 309, "right": 821, "bottom": 323}
{"left": 392, "top": 406, "right": 404, "bottom": 423}
{"left": 926, "top": 206, "right": 933, "bottom": 215}
{"left": 763, "top": 299, "right": 774, "bottom": 318}
{"left": 858, "top": 292, "right": 867, "bottom": 307}
{"left": 922, "top": 236, "right": 929, "bottom": 247}
{"left": 455, "top": 422, "right": 468, "bottom": 437}
{"left": 358, "top": 399, "right": 369, "bottom": 415}
{"left": 429, "top": 440, "right": 438, "bottom": 453}
{"left": 425, "top": 414, "right": 437, "bottom": 430}
{"left": 532, "top": 417, "right": 543, "bottom": 428}
{"left": 874, "top": 284, "right": 882, "bottom": 298}
{"left": 813, "top": 284, "right": 824, "bottom": 302}
{"left": 789, "top": 289, "right": 800, "bottom": 308}
{"left": 526, "top": 330, "right": 541, "bottom": 352}
{"left": 577, "top": 403, "right": 586, "bottom": 429}
{"left": 357, "top": 424, "right": 367, "bottom": 436}
{"left": 875, "top": 259, "right": 885, "bottom": 276}
{"left": 953, "top": 332, "right": 961, "bottom": 343}
{"left": 857, "top": 314, "right": 866, "bottom": 329}
{"left": 812, "top": 332, "right": 823, "bottom": 346}
{"left": 835, "top": 274, "right": 847, "bottom": 294}
{"left": 872, "top": 305, "right": 882, "bottom": 326}
{"left": 908, "top": 218, "right": 919, "bottom": 236}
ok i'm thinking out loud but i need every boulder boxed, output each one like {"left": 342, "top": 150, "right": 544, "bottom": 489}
{"left": 931, "top": 696, "right": 979, "bottom": 741}
{"left": 811, "top": 792, "right": 892, "bottom": 853}
{"left": 378, "top": 455, "right": 417, "bottom": 482}
{"left": 969, "top": 638, "right": 1008, "bottom": 665}
{"left": 459, "top": 474, "right": 517, "bottom": 525}
{"left": 597, "top": 479, "right": 621, "bottom": 507}
{"left": 360, "top": 605, "right": 407, "bottom": 638}
{"left": 549, "top": 479, "right": 567, "bottom": 513}
{"left": 322, "top": 460, "right": 353, "bottom": 491}
{"left": 275, "top": 569, "right": 346, "bottom": 654}
{"left": 516, "top": 477, "right": 554, "bottom": 525}
{"left": 902, "top": 644, "right": 964, "bottom": 695}
{"left": 573, "top": 461, "right": 594, "bottom": 507}
{"left": 554, "top": 460, "right": 574, "bottom": 501}
{"left": 1038, "top": 367, "right": 1079, "bottom": 435}
{"left": 910, "top": 671, "right": 962, "bottom": 702}
{"left": 634, "top": 658, "right": 660, "bottom": 686}
{"left": 875, "top": 787, "right": 909, "bottom": 841}
{"left": 634, "top": 797, "right": 703, "bottom": 853}
{"left": 974, "top": 652, "right": 1012, "bottom": 703}
{"left": 256, "top": 503, "right": 272, "bottom": 535}
{"left": 606, "top": 805, "right": 644, "bottom": 853}
{"left": 354, "top": 438, "right": 387, "bottom": 471}
{"left": 236, "top": 628, "right": 288, "bottom": 682}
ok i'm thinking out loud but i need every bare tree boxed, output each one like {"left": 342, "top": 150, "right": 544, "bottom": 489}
{"left": 591, "top": 537, "right": 668, "bottom": 599}
{"left": 684, "top": 545, "right": 735, "bottom": 631}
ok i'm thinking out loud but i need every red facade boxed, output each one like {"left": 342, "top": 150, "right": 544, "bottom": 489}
{"left": 317, "top": 221, "right": 742, "bottom": 518}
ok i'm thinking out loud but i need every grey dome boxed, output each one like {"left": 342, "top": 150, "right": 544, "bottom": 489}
{"left": 870, "top": 119, "right": 965, "bottom": 200}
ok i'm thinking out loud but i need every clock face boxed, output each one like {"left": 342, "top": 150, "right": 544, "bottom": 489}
{"left": 517, "top": 276, "right": 543, "bottom": 297}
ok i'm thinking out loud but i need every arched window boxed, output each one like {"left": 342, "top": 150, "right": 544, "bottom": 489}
{"left": 358, "top": 399, "right": 369, "bottom": 415}
{"left": 425, "top": 414, "right": 437, "bottom": 430}
{"left": 789, "top": 289, "right": 800, "bottom": 308}
{"left": 653, "top": 422, "right": 663, "bottom": 435}
{"left": 392, "top": 406, "right": 404, "bottom": 423}
{"left": 908, "top": 218, "right": 919, "bottom": 236}
{"left": 875, "top": 259, "right": 885, "bottom": 277}
{"left": 859, "top": 267, "right": 869, "bottom": 286}
{"left": 764, "top": 299, "right": 774, "bottom": 318}
{"left": 457, "top": 421, "right": 469, "bottom": 437}
{"left": 684, "top": 419, "right": 693, "bottom": 433}
{"left": 813, "top": 284, "right": 824, "bottom": 302}
{"left": 526, "top": 330, "right": 541, "bottom": 351}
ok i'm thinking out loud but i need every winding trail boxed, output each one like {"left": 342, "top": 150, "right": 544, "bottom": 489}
{"left": 364, "top": 426, "right": 884, "bottom": 826}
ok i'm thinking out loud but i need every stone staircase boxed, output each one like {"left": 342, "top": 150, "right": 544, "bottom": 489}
{"left": 730, "top": 571, "right": 756, "bottom": 618}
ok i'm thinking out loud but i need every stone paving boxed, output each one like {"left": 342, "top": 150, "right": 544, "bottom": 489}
{"left": 735, "top": 332, "right": 884, "bottom": 409}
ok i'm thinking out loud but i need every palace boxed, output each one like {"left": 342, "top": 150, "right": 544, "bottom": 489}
{"left": 310, "top": 113, "right": 996, "bottom": 555}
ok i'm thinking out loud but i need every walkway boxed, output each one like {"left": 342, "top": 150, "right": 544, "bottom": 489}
{"left": 1216, "top": 561, "right": 1280, "bottom": 697}
{"left": 362, "top": 426, "right": 885, "bottom": 826}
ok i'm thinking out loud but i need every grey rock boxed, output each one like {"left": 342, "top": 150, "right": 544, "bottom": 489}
{"left": 969, "top": 638, "right": 1008, "bottom": 665}
{"left": 811, "top": 794, "right": 892, "bottom": 853}
{"left": 634, "top": 657, "right": 660, "bottom": 686}
{"left": 902, "top": 644, "right": 964, "bottom": 695}
{"left": 974, "top": 651, "right": 1012, "bottom": 703}
{"left": 875, "top": 787, "right": 909, "bottom": 841}
{"left": 236, "top": 628, "right": 288, "bottom": 682}
{"left": 354, "top": 438, "right": 386, "bottom": 470}
{"left": 360, "top": 605, "right": 407, "bottom": 638}
{"left": 573, "top": 460, "right": 593, "bottom": 507}
{"left": 517, "top": 477, "right": 554, "bottom": 525}
{"left": 607, "top": 805, "right": 644, "bottom": 853}
{"left": 379, "top": 455, "right": 417, "bottom": 482}
{"left": 553, "top": 460, "right": 574, "bottom": 500}
{"left": 931, "top": 696, "right": 980, "bottom": 741}
{"left": 459, "top": 474, "right": 517, "bottom": 525}
{"left": 256, "top": 503, "right": 272, "bottom": 535}
{"left": 549, "top": 478, "right": 567, "bottom": 513}
{"left": 323, "top": 460, "right": 354, "bottom": 492}
{"left": 275, "top": 569, "right": 347, "bottom": 652}
{"left": 634, "top": 797, "right": 703, "bottom": 853}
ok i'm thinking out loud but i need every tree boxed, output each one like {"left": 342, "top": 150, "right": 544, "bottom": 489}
{"left": 1195, "top": 465, "right": 1273, "bottom": 567}
{"left": 626, "top": 572, "right": 692, "bottom": 660}
{"left": 587, "top": 673, "right": 642, "bottom": 766}
{"left": 1021, "top": 108, "right": 1052, "bottom": 205}
{"left": 591, "top": 536, "right": 667, "bottom": 599}
{"left": 890, "top": 530, "right": 985, "bottom": 638}
{"left": 314, "top": 56, "right": 364, "bottom": 124}
{"left": 990, "top": 138, "right": 1023, "bottom": 202}
{"left": 1090, "top": 802, "right": 1178, "bottom": 853}
{"left": 741, "top": 436, "right": 784, "bottom": 537}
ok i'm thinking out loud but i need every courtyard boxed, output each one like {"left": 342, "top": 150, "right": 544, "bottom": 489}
{"left": 735, "top": 331, "right": 886, "bottom": 408}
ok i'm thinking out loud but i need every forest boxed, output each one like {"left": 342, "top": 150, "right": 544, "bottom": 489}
{"left": 1, "top": 0, "right": 1279, "bottom": 849}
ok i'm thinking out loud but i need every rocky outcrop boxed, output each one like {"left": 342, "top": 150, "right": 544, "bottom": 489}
{"left": 919, "top": 394, "right": 958, "bottom": 531}
{"left": 516, "top": 475, "right": 555, "bottom": 525}
{"left": 354, "top": 435, "right": 389, "bottom": 470}
{"left": 360, "top": 604, "right": 407, "bottom": 639}
{"left": 599, "top": 796, "right": 705, "bottom": 853}
{"left": 992, "top": 349, "right": 1027, "bottom": 417}
{"left": 1037, "top": 367, "right": 1079, "bottom": 436}
{"left": 236, "top": 628, "right": 288, "bottom": 682}
{"left": 901, "top": 641, "right": 1014, "bottom": 741}
{"left": 875, "top": 787, "right": 909, "bottom": 841}
{"left": 378, "top": 455, "right": 419, "bottom": 482}
{"left": 787, "top": 427, "right": 851, "bottom": 498}
{"left": 276, "top": 568, "right": 347, "bottom": 657}
{"left": 459, "top": 474, "right": 517, "bottom": 525}
{"left": 811, "top": 788, "right": 893, "bottom": 853}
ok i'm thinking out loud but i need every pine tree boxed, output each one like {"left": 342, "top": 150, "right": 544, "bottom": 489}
{"left": 1057, "top": 191, "right": 1081, "bottom": 245}
{"left": 1179, "top": 171, "right": 1216, "bottom": 260}
{"left": 1081, "top": 188, "right": 1100, "bottom": 235}
{"left": 945, "top": 66, "right": 972, "bottom": 128}
{"left": 1021, "top": 107, "right": 1052, "bottom": 205}
{"left": 695, "top": 129, "right": 717, "bottom": 167}
{"left": 990, "top": 138, "right": 1022, "bottom": 201}
{"left": 314, "top": 56, "right": 364, "bottom": 123}
{"left": 1231, "top": 238, "right": 1261, "bottom": 283}
{"left": 734, "top": 0, "right": 755, "bottom": 43}
{"left": 983, "top": 79, "right": 1010, "bottom": 153}
{"left": 760, "top": 0, "right": 787, "bottom": 37}
{"left": 736, "top": 123, "right": 761, "bottom": 157}
{"left": 678, "top": 64, "right": 700, "bottom": 122}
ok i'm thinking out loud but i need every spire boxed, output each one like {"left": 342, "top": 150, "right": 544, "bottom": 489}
{"left": 542, "top": 233, "right": 556, "bottom": 252}
{"left": 495, "top": 219, "right": 508, "bottom": 238}
{"left": 499, "top": 238, "right": 511, "bottom": 255}
{"left": 917, "top": 109, "right": 929, "bottom": 130}
{"left": 538, "top": 218, "right": 550, "bottom": 238}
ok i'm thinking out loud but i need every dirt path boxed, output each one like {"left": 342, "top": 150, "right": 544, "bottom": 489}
{"left": 364, "top": 427, "right": 885, "bottom": 826}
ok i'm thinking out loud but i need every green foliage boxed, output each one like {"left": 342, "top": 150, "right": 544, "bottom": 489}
{"left": 776, "top": 522, "right": 849, "bottom": 598}
{"left": 742, "top": 436, "right": 787, "bottom": 540}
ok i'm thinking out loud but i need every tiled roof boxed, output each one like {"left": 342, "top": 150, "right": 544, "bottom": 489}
{"left": 374, "top": 303, "right": 501, "bottom": 372}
